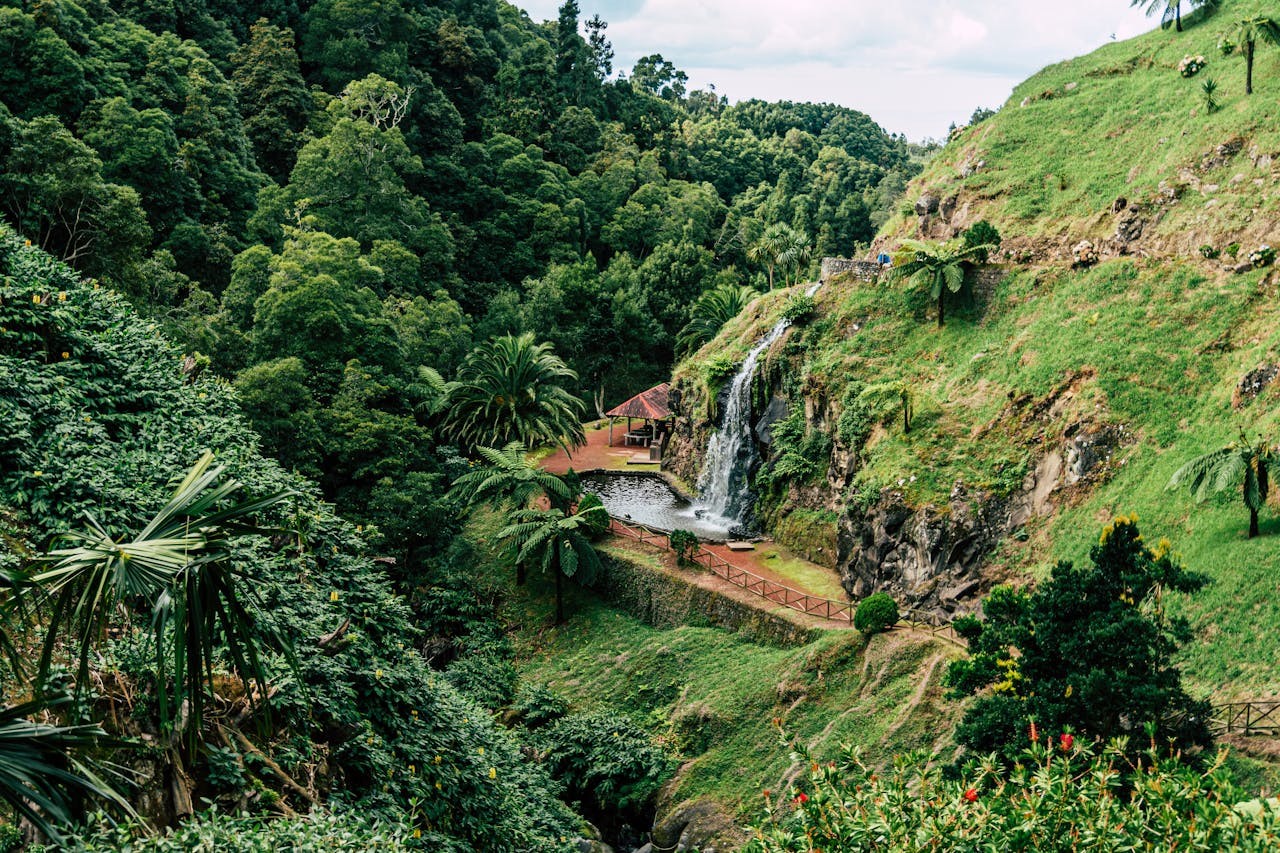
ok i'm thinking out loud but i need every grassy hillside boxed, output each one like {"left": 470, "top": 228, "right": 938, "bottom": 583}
{"left": 881, "top": 0, "right": 1280, "bottom": 257}
{"left": 677, "top": 0, "right": 1280, "bottom": 705}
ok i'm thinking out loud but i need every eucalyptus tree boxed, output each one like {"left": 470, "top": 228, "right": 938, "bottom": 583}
{"left": 1168, "top": 432, "right": 1276, "bottom": 538}
{"left": 438, "top": 333, "right": 587, "bottom": 454}
{"left": 889, "top": 238, "right": 991, "bottom": 328}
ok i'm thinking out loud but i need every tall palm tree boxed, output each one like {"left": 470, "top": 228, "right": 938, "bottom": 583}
{"left": 439, "top": 333, "right": 587, "bottom": 454}
{"left": 1168, "top": 433, "right": 1276, "bottom": 538}
{"left": 1133, "top": 0, "right": 1214, "bottom": 33}
{"left": 677, "top": 283, "right": 759, "bottom": 356}
{"left": 34, "top": 452, "right": 294, "bottom": 739}
{"left": 498, "top": 503, "right": 606, "bottom": 624}
{"left": 748, "top": 224, "right": 810, "bottom": 291}
{"left": 1225, "top": 16, "right": 1280, "bottom": 95}
{"left": 889, "top": 238, "right": 991, "bottom": 328}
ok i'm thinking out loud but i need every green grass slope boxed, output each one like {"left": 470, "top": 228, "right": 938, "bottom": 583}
{"left": 882, "top": 0, "right": 1280, "bottom": 257}
{"left": 677, "top": 0, "right": 1280, "bottom": 705}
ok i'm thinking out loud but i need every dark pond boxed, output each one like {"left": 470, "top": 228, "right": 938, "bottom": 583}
{"left": 579, "top": 472, "right": 736, "bottom": 540}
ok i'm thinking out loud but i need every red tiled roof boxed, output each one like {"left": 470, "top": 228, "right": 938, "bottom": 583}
{"left": 605, "top": 383, "right": 672, "bottom": 420}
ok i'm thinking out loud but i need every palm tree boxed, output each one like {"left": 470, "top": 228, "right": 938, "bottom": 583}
{"left": 439, "top": 333, "right": 587, "bottom": 454}
{"left": 677, "top": 283, "right": 759, "bottom": 356}
{"left": 889, "top": 238, "right": 991, "bottom": 328}
{"left": 748, "top": 224, "right": 810, "bottom": 291}
{"left": 1224, "top": 16, "right": 1280, "bottom": 95}
{"left": 1133, "top": 0, "right": 1216, "bottom": 33}
{"left": 498, "top": 503, "right": 607, "bottom": 624}
{"left": 1168, "top": 433, "right": 1276, "bottom": 538}
{"left": 34, "top": 452, "right": 294, "bottom": 739}
{"left": 449, "top": 443, "right": 577, "bottom": 585}
{"left": 0, "top": 692, "right": 131, "bottom": 842}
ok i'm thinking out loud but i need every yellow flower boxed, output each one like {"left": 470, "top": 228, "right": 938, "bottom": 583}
{"left": 414, "top": 829, "right": 422, "bottom": 839}
{"left": 58, "top": 292, "right": 66, "bottom": 302}
{"left": 61, "top": 351, "right": 69, "bottom": 359}
{"left": 32, "top": 294, "right": 40, "bottom": 304}
{"left": 329, "top": 590, "right": 340, "bottom": 602}
{"left": 411, "top": 709, "right": 418, "bottom": 718}
{"left": 434, "top": 755, "right": 442, "bottom": 764}
{"left": 32, "top": 470, "right": 42, "bottom": 478}
{"left": 408, "top": 764, "right": 415, "bottom": 774}
{"left": 434, "top": 781, "right": 442, "bottom": 790}
{"left": 477, "top": 747, "right": 484, "bottom": 756}
{"left": 375, "top": 669, "right": 383, "bottom": 679}
{"left": 488, "top": 767, "right": 496, "bottom": 779}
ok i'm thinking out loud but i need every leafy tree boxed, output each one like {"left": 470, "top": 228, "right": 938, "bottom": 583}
{"left": 630, "top": 54, "right": 688, "bottom": 100}
{"left": 437, "top": 333, "right": 587, "bottom": 453}
{"left": 498, "top": 502, "right": 606, "bottom": 624}
{"left": 677, "top": 283, "right": 760, "bottom": 356}
{"left": 945, "top": 517, "right": 1211, "bottom": 764}
{"left": 1168, "top": 432, "right": 1276, "bottom": 538}
{"left": 231, "top": 19, "right": 313, "bottom": 180}
{"left": 748, "top": 223, "right": 811, "bottom": 290}
{"left": 1223, "top": 16, "right": 1280, "bottom": 95}
{"left": 890, "top": 237, "right": 990, "bottom": 327}
{"left": 854, "top": 592, "right": 899, "bottom": 634}
{"left": 33, "top": 452, "right": 294, "bottom": 740}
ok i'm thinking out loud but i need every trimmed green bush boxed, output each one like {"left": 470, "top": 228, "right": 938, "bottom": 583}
{"left": 854, "top": 593, "right": 899, "bottom": 635}
{"left": 668, "top": 529, "right": 699, "bottom": 566}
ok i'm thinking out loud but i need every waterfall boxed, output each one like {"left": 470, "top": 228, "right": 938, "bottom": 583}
{"left": 694, "top": 282, "right": 822, "bottom": 529}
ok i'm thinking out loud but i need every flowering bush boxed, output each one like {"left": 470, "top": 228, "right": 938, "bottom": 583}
{"left": 1179, "top": 54, "right": 1208, "bottom": 77}
{"left": 1200, "top": 244, "right": 1220, "bottom": 259}
{"left": 1249, "top": 245, "right": 1275, "bottom": 268}
{"left": 745, "top": 733, "right": 1280, "bottom": 852}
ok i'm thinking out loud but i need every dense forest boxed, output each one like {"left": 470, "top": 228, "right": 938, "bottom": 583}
{"left": 0, "top": 0, "right": 923, "bottom": 552}
{"left": 0, "top": 0, "right": 928, "bottom": 848}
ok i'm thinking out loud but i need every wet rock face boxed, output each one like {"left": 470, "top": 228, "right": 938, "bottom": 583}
{"left": 1234, "top": 364, "right": 1279, "bottom": 409}
{"left": 837, "top": 484, "right": 1005, "bottom": 622}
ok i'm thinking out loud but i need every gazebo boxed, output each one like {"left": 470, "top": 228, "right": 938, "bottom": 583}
{"left": 605, "top": 383, "right": 674, "bottom": 449}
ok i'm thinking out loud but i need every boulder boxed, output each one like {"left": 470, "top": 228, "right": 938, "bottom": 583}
{"left": 914, "top": 193, "right": 939, "bottom": 216}
{"left": 1234, "top": 364, "right": 1280, "bottom": 408}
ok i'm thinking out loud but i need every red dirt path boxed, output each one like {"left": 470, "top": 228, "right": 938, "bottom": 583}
{"left": 542, "top": 423, "right": 657, "bottom": 475}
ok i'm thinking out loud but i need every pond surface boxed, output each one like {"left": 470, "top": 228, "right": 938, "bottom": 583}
{"left": 580, "top": 472, "right": 738, "bottom": 540}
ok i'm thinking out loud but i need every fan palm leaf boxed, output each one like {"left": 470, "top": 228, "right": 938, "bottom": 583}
{"left": 33, "top": 453, "right": 295, "bottom": 737}
{"left": 0, "top": 691, "right": 131, "bottom": 842}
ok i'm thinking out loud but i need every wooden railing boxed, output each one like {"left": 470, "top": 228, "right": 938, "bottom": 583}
{"left": 606, "top": 517, "right": 964, "bottom": 646}
{"left": 1211, "top": 701, "right": 1280, "bottom": 737}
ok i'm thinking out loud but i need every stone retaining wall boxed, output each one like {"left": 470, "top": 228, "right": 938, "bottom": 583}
{"left": 597, "top": 548, "right": 819, "bottom": 648}
{"left": 821, "top": 257, "right": 883, "bottom": 283}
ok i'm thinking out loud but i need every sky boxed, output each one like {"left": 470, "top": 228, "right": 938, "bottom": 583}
{"left": 512, "top": 0, "right": 1158, "bottom": 141}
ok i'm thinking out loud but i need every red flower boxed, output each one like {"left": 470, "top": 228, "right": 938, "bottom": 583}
{"left": 1029, "top": 721, "right": 1039, "bottom": 743}
{"left": 964, "top": 788, "right": 978, "bottom": 803}
{"left": 1060, "top": 733, "right": 1074, "bottom": 751}
{"left": 794, "top": 792, "right": 809, "bottom": 805}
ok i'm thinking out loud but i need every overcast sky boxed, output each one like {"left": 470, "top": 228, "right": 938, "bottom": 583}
{"left": 512, "top": 0, "right": 1158, "bottom": 141}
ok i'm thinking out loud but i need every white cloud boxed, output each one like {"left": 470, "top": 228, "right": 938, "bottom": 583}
{"left": 512, "top": 0, "right": 1157, "bottom": 139}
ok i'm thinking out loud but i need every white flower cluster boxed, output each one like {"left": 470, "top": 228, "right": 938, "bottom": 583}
{"left": 1179, "top": 55, "right": 1207, "bottom": 78}
{"left": 1248, "top": 245, "right": 1275, "bottom": 268}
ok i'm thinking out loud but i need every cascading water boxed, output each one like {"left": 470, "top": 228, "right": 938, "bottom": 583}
{"left": 694, "top": 282, "right": 822, "bottom": 530}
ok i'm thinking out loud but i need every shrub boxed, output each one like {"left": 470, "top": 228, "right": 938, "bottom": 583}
{"left": 577, "top": 492, "right": 610, "bottom": 540}
{"left": 1225, "top": 241, "right": 1241, "bottom": 258}
{"left": 513, "top": 683, "right": 569, "bottom": 729}
{"left": 961, "top": 220, "right": 1001, "bottom": 262}
{"left": 445, "top": 651, "right": 519, "bottom": 710}
{"left": 745, "top": 735, "right": 1280, "bottom": 852}
{"left": 1200, "top": 243, "right": 1220, "bottom": 259}
{"left": 1249, "top": 245, "right": 1275, "bottom": 268}
{"left": 535, "top": 711, "right": 675, "bottom": 819}
{"left": 854, "top": 592, "right": 899, "bottom": 634}
{"left": 781, "top": 294, "right": 815, "bottom": 325}
{"left": 668, "top": 529, "right": 699, "bottom": 566}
